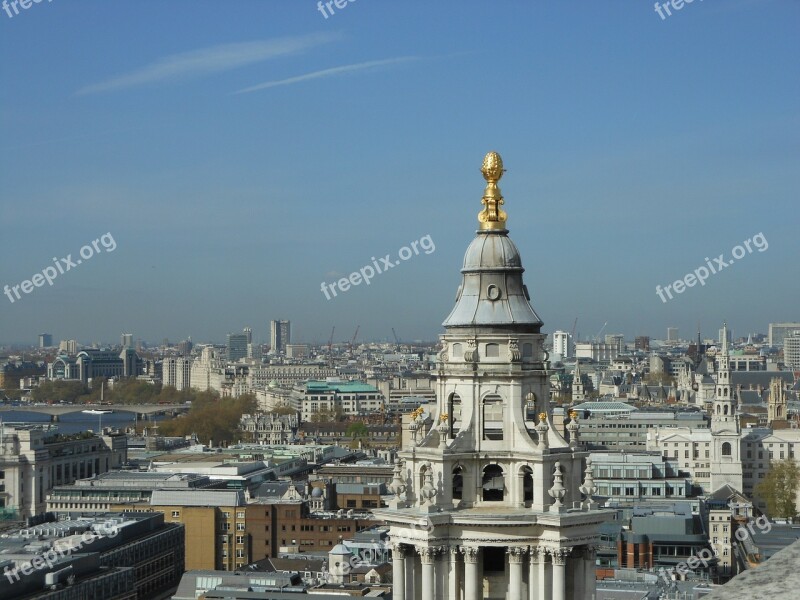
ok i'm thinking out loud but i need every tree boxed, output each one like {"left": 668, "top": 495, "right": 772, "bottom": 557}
{"left": 756, "top": 459, "right": 800, "bottom": 520}
{"left": 346, "top": 422, "right": 368, "bottom": 439}
{"left": 157, "top": 393, "right": 257, "bottom": 446}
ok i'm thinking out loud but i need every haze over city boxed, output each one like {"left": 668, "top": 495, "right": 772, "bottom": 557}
{"left": 2, "top": 1, "right": 798, "bottom": 346}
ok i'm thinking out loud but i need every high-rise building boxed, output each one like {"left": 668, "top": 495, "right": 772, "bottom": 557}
{"left": 227, "top": 333, "right": 249, "bottom": 362}
{"left": 552, "top": 330, "right": 571, "bottom": 358}
{"left": 270, "top": 320, "right": 291, "bottom": 354}
{"left": 243, "top": 327, "right": 252, "bottom": 344}
{"left": 667, "top": 327, "right": 678, "bottom": 342}
{"left": 718, "top": 327, "right": 732, "bottom": 345}
{"left": 38, "top": 333, "right": 53, "bottom": 348}
{"left": 121, "top": 333, "right": 133, "bottom": 349}
{"left": 375, "top": 153, "right": 610, "bottom": 600}
{"left": 635, "top": 336, "right": 650, "bottom": 351}
{"left": 784, "top": 332, "right": 800, "bottom": 370}
{"left": 604, "top": 333, "right": 624, "bottom": 353}
{"left": 768, "top": 322, "right": 800, "bottom": 347}
{"left": 58, "top": 339, "right": 78, "bottom": 355}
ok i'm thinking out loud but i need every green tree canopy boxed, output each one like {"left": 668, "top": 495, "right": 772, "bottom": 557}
{"left": 756, "top": 459, "right": 800, "bottom": 520}
{"left": 157, "top": 393, "right": 257, "bottom": 446}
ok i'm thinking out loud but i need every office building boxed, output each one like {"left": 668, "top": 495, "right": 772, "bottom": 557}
{"left": 784, "top": 332, "right": 800, "bottom": 370}
{"left": 667, "top": 327, "right": 679, "bottom": 343}
{"left": 270, "top": 320, "right": 291, "bottom": 354}
{"left": 0, "top": 425, "right": 127, "bottom": 519}
{"left": 38, "top": 333, "right": 53, "bottom": 348}
{"left": 552, "top": 330, "right": 571, "bottom": 359}
{"left": 227, "top": 332, "right": 249, "bottom": 362}
{"left": 121, "top": 333, "right": 133, "bottom": 349}
{"left": 768, "top": 322, "right": 800, "bottom": 347}
{"left": 635, "top": 336, "right": 650, "bottom": 351}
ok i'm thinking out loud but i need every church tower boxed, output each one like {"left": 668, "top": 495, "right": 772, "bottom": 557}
{"left": 571, "top": 360, "right": 585, "bottom": 403}
{"left": 376, "top": 152, "right": 611, "bottom": 600}
{"left": 768, "top": 377, "right": 788, "bottom": 427}
{"left": 710, "top": 322, "right": 743, "bottom": 492}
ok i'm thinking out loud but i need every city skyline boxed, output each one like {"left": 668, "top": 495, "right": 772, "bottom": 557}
{"left": 2, "top": 2, "right": 798, "bottom": 347}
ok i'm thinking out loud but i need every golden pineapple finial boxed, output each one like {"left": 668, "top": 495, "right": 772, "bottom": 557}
{"left": 569, "top": 410, "right": 578, "bottom": 420}
{"left": 439, "top": 413, "right": 449, "bottom": 423}
{"left": 538, "top": 412, "right": 548, "bottom": 423}
{"left": 478, "top": 151, "right": 508, "bottom": 230}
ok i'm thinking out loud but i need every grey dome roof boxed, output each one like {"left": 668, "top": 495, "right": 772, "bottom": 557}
{"left": 311, "top": 487, "right": 324, "bottom": 498}
{"left": 462, "top": 233, "right": 523, "bottom": 271}
{"left": 442, "top": 230, "right": 543, "bottom": 332}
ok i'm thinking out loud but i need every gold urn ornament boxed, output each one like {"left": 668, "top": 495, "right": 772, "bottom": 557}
{"left": 478, "top": 151, "right": 508, "bottom": 230}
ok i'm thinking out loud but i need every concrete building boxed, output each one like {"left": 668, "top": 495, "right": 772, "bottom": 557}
{"left": 575, "top": 342, "right": 619, "bottom": 362}
{"left": 552, "top": 330, "right": 571, "bottom": 359}
{"left": 190, "top": 345, "right": 226, "bottom": 392}
{"left": 589, "top": 451, "right": 692, "bottom": 503}
{"left": 0, "top": 425, "right": 127, "bottom": 519}
{"left": 270, "top": 320, "right": 291, "bottom": 355}
{"left": 120, "top": 333, "right": 133, "bottom": 349}
{"left": 768, "top": 322, "right": 800, "bottom": 347}
{"left": 38, "top": 333, "right": 53, "bottom": 348}
{"left": 374, "top": 153, "right": 611, "bottom": 600}
{"left": 301, "top": 380, "right": 384, "bottom": 422}
{"left": 162, "top": 356, "right": 192, "bottom": 390}
{"left": 227, "top": 332, "right": 249, "bottom": 362}
{"left": 784, "top": 331, "right": 800, "bottom": 369}
{"left": 667, "top": 328, "right": 679, "bottom": 343}
{"left": 577, "top": 409, "right": 708, "bottom": 450}
{"left": 0, "top": 512, "right": 184, "bottom": 600}
{"left": 47, "top": 348, "right": 141, "bottom": 383}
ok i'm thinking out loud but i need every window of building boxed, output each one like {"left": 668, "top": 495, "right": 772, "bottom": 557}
{"left": 482, "top": 464, "right": 504, "bottom": 502}
{"left": 722, "top": 442, "right": 732, "bottom": 456}
{"left": 171, "top": 511, "right": 180, "bottom": 518}
{"left": 452, "top": 466, "right": 464, "bottom": 501}
{"left": 483, "top": 394, "right": 504, "bottom": 441}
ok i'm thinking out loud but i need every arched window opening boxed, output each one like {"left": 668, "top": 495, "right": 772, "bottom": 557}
{"left": 485, "top": 343, "right": 500, "bottom": 358}
{"left": 483, "top": 394, "right": 504, "bottom": 441}
{"left": 716, "top": 405, "right": 721, "bottom": 414}
{"left": 452, "top": 466, "right": 464, "bottom": 501}
{"left": 722, "top": 442, "right": 732, "bottom": 456}
{"left": 777, "top": 406, "right": 783, "bottom": 418}
{"left": 451, "top": 343, "right": 463, "bottom": 358}
{"left": 482, "top": 464, "right": 504, "bottom": 502}
{"left": 724, "top": 405, "right": 729, "bottom": 415}
{"left": 448, "top": 393, "right": 462, "bottom": 437}
{"left": 521, "top": 466, "right": 533, "bottom": 504}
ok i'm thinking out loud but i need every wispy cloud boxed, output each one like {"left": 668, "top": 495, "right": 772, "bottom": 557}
{"left": 232, "top": 56, "right": 419, "bottom": 95}
{"left": 77, "top": 33, "right": 341, "bottom": 95}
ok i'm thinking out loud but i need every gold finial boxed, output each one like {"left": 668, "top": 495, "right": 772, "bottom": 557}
{"left": 538, "top": 412, "right": 548, "bottom": 423}
{"left": 439, "top": 413, "right": 449, "bottom": 423}
{"left": 411, "top": 407, "right": 424, "bottom": 421}
{"left": 569, "top": 410, "right": 578, "bottom": 420}
{"left": 478, "top": 151, "right": 508, "bottom": 230}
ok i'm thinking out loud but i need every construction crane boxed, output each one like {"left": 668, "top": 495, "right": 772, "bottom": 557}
{"left": 327, "top": 326, "right": 335, "bottom": 364}
{"left": 349, "top": 325, "right": 360, "bottom": 356}
{"left": 570, "top": 318, "right": 578, "bottom": 342}
{"left": 391, "top": 328, "right": 400, "bottom": 345}
{"left": 594, "top": 321, "right": 608, "bottom": 343}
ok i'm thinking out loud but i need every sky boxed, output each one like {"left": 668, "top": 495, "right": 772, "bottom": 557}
{"left": 1, "top": 0, "right": 798, "bottom": 348}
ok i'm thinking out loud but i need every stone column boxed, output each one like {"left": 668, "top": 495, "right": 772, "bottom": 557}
{"left": 528, "top": 547, "right": 540, "bottom": 600}
{"left": 538, "top": 548, "right": 551, "bottom": 600}
{"left": 507, "top": 547, "right": 526, "bottom": 600}
{"left": 461, "top": 546, "right": 481, "bottom": 600}
{"left": 449, "top": 546, "right": 461, "bottom": 600}
{"left": 420, "top": 547, "right": 438, "bottom": 600}
{"left": 572, "top": 547, "right": 584, "bottom": 600}
{"left": 551, "top": 549, "right": 568, "bottom": 600}
{"left": 392, "top": 544, "right": 407, "bottom": 600}
{"left": 584, "top": 545, "right": 597, "bottom": 600}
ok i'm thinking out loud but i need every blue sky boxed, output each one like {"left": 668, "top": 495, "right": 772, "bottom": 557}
{"left": 1, "top": 0, "right": 798, "bottom": 347}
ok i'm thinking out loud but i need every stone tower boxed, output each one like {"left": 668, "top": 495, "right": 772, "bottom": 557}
{"left": 710, "top": 322, "right": 743, "bottom": 492}
{"left": 376, "top": 152, "right": 611, "bottom": 600}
